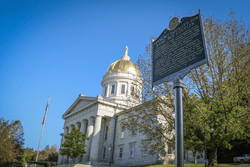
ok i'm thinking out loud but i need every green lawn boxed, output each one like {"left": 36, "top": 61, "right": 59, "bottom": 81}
{"left": 130, "top": 164, "right": 237, "bottom": 167}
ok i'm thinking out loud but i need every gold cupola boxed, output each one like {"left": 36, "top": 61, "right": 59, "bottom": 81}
{"left": 106, "top": 46, "right": 141, "bottom": 76}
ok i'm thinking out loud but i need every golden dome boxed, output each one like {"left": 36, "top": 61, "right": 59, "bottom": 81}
{"left": 106, "top": 59, "right": 141, "bottom": 76}
{"left": 106, "top": 46, "right": 141, "bottom": 76}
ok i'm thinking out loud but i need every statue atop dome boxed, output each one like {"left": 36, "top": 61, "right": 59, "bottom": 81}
{"left": 122, "top": 46, "right": 130, "bottom": 60}
{"left": 124, "top": 46, "right": 128, "bottom": 56}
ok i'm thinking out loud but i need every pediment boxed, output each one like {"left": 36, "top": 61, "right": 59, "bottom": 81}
{"left": 62, "top": 94, "right": 97, "bottom": 118}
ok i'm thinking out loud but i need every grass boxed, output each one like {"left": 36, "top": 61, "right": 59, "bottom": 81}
{"left": 129, "top": 164, "right": 238, "bottom": 167}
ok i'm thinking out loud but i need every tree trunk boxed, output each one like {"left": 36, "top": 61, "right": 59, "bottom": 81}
{"left": 208, "top": 147, "right": 217, "bottom": 167}
{"left": 193, "top": 151, "right": 197, "bottom": 164}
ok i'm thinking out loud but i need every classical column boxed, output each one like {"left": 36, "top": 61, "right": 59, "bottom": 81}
{"left": 82, "top": 117, "right": 94, "bottom": 162}
{"left": 74, "top": 120, "right": 86, "bottom": 163}
{"left": 89, "top": 115, "right": 102, "bottom": 161}
{"left": 75, "top": 122, "right": 80, "bottom": 129}
{"left": 57, "top": 133, "right": 64, "bottom": 165}
{"left": 69, "top": 125, "right": 74, "bottom": 133}
{"left": 80, "top": 120, "right": 87, "bottom": 163}
{"left": 80, "top": 120, "right": 87, "bottom": 134}
{"left": 109, "top": 116, "right": 116, "bottom": 163}
{"left": 63, "top": 127, "right": 69, "bottom": 164}
{"left": 74, "top": 123, "right": 80, "bottom": 163}
{"left": 68, "top": 125, "right": 74, "bottom": 164}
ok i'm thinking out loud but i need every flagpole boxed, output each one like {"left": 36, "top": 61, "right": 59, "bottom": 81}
{"left": 35, "top": 96, "right": 50, "bottom": 167}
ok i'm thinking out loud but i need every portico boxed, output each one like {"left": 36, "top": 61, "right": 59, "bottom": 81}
{"left": 57, "top": 92, "right": 125, "bottom": 165}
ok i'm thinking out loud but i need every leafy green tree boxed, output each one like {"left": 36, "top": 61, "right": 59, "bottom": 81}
{"left": 46, "top": 152, "right": 58, "bottom": 162}
{"left": 44, "top": 144, "right": 59, "bottom": 162}
{"left": 24, "top": 145, "right": 59, "bottom": 164}
{"left": 60, "top": 127, "right": 89, "bottom": 167}
{"left": 183, "top": 93, "right": 205, "bottom": 164}
{"left": 184, "top": 9, "right": 250, "bottom": 166}
{"left": 24, "top": 147, "right": 36, "bottom": 162}
{"left": 0, "top": 117, "right": 25, "bottom": 167}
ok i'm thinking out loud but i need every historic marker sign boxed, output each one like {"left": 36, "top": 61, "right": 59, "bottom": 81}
{"left": 152, "top": 11, "right": 209, "bottom": 87}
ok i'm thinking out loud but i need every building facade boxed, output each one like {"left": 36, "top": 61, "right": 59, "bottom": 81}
{"left": 57, "top": 47, "right": 205, "bottom": 166}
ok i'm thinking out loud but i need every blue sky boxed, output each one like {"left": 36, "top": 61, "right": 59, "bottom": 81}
{"left": 1, "top": 0, "right": 249, "bottom": 151}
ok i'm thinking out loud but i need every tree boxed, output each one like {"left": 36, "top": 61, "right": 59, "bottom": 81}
{"left": 60, "top": 127, "right": 89, "bottom": 167}
{"left": 46, "top": 152, "right": 58, "bottom": 162}
{"left": 122, "top": 9, "right": 250, "bottom": 167}
{"left": 44, "top": 144, "right": 59, "bottom": 162}
{"left": 184, "top": 9, "right": 250, "bottom": 166}
{"left": 24, "top": 147, "right": 34, "bottom": 162}
{"left": 24, "top": 144, "right": 59, "bottom": 164}
{"left": 0, "top": 117, "right": 25, "bottom": 167}
{"left": 183, "top": 93, "right": 205, "bottom": 164}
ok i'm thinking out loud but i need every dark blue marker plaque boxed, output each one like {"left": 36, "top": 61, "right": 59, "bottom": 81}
{"left": 152, "top": 12, "right": 208, "bottom": 87}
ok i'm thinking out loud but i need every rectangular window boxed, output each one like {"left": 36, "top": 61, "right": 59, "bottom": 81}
{"left": 103, "top": 147, "right": 106, "bottom": 159}
{"left": 121, "top": 126, "right": 124, "bottom": 138}
{"left": 130, "top": 145, "right": 134, "bottom": 157}
{"left": 131, "top": 86, "right": 134, "bottom": 96}
{"left": 111, "top": 85, "right": 115, "bottom": 94}
{"left": 104, "top": 86, "right": 107, "bottom": 96}
{"left": 121, "top": 85, "right": 125, "bottom": 94}
{"left": 119, "top": 147, "right": 123, "bottom": 158}
{"left": 105, "top": 126, "right": 108, "bottom": 140}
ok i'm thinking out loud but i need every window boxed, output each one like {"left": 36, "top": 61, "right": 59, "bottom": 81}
{"left": 121, "top": 126, "right": 124, "bottom": 138}
{"left": 119, "top": 147, "right": 123, "bottom": 158}
{"left": 104, "top": 86, "right": 107, "bottom": 97}
{"left": 121, "top": 85, "right": 125, "bottom": 94}
{"left": 130, "top": 145, "right": 135, "bottom": 157}
{"left": 111, "top": 85, "right": 115, "bottom": 94}
{"left": 104, "top": 126, "right": 108, "bottom": 140}
{"left": 131, "top": 86, "right": 134, "bottom": 96}
{"left": 103, "top": 147, "right": 106, "bottom": 159}
{"left": 118, "top": 144, "right": 124, "bottom": 159}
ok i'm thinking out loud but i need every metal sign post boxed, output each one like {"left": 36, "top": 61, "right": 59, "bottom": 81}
{"left": 151, "top": 10, "right": 208, "bottom": 167}
{"left": 174, "top": 78, "right": 184, "bottom": 167}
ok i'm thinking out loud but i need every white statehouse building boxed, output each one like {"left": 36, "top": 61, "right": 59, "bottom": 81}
{"left": 57, "top": 47, "right": 206, "bottom": 167}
